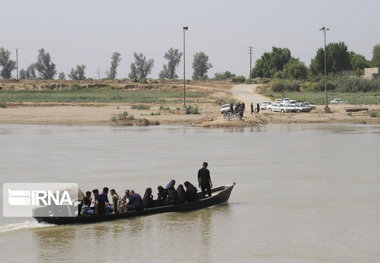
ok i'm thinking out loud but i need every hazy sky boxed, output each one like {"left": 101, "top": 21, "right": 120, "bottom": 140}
{"left": 1, "top": 0, "right": 379, "bottom": 79}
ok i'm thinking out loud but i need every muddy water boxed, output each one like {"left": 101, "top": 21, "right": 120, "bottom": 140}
{"left": 0, "top": 124, "right": 379, "bottom": 263}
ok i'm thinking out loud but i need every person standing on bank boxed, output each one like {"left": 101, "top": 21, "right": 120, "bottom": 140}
{"left": 250, "top": 103, "right": 254, "bottom": 115}
{"left": 198, "top": 162, "right": 213, "bottom": 198}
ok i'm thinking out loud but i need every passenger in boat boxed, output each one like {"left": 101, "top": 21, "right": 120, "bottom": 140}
{"left": 165, "top": 179, "right": 176, "bottom": 190}
{"left": 184, "top": 181, "right": 198, "bottom": 202}
{"left": 100, "top": 187, "right": 113, "bottom": 214}
{"left": 176, "top": 184, "right": 187, "bottom": 203}
{"left": 167, "top": 187, "right": 180, "bottom": 205}
{"left": 121, "top": 189, "right": 130, "bottom": 208}
{"left": 110, "top": 189, "right": 122, "bottom": 214}
{"left": 125, "top": 190, "right": 144, "bottom": 211}
{"left": 81, "top": 191, "right": 93, "bottom": 215}
{"left": 92, "top": 189, "right": 106, "bottom": 215}
{"left": 157, "top": 186, "right": 168, "bottom": 206}
{"left": 143, "top": 188, "right": 155, "bottom": 208}
{"left": 198, "top": 162, "right": 213, "bottom": 198}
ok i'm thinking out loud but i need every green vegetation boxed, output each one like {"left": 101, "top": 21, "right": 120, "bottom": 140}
{"left": 370, "top": 112, "right": 378, "bottom": 118}
{"left": 0, "top": 89, "right": 204, "bottom": 103}
{"left": 118, "top": 111, "right": 129, "bottom": 120}
{"left": 186, "top": 105, "right": 200, "bottom": 114}
{"left": 131, "top": 104, "right": 150, "bottom": 110}
{"left": 150, "top": 112, "right": 161, "bottom": 116}
{"left": 0, "top": 102, "right": 5, "bottom": 108}
{"left": 216, "top": 98, "right": 237, "bottom": 105}
{"left": 347, "top": 112, "right": 352, "bottom": 117}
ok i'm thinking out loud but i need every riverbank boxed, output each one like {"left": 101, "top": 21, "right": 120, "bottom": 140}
{"left": 0, "top": 80, "right": 379, "bottom": 127}
{"left": 1, "top": 102, "right": 379, "bottom": 127}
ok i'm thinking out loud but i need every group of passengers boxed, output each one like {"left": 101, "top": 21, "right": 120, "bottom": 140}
{"left": 80, "top": 162, "right": 213, "bottom": 216}
{"left": 80, "top": 180, "right": 199, "bottom": 216}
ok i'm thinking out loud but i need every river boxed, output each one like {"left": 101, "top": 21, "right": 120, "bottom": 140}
{"left": 0, "top": 124, "right": 379, "bottom": 263}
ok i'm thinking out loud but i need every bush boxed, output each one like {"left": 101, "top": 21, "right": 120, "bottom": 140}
{"left": 231, "top": 76, "right": 246, "bottom": 83}
{"left": 370, "top": 112, "right": 378, "bottom": 118}
{"left": 69, "top": 83, "right": 82, "bottom": 91}
{"left": 271, "top": 80, "right": 300, "bottom": 92}
{"left": 131, "top": 104, "right": 150, "bottom": 110}
{"left": 0, "top": 102, "right": 5, "bottom": 108}
{"left": 186, "top": 105, "right": 200, "bottom": 114}
{"left": 118, "top": 111, "right": 128, "bottom": 120}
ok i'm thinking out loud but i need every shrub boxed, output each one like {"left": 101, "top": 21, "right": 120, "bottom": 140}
{"left": 111, "top": 116, "right": 117, "bottom": 122}
{"left": 0, "top": 102, "right": 5, "bottom": 108}
{"left": 370, "top": 112, "right": 378, "bottom": 118}
{"left": 186, "top": 105, "right": 200, "bottom": 114}
{"left": 231, "top": 76, "right": 246, "bottom": 83}
{"left": 271, "top": 80, "right": 300, "bottom": 92}
{"left": 131, "top": 104, "right": 150, "bottom": 110}
{"left": 118, "top": 111, "right": 128, "bottom": 120}
{"left": 150, "top": 112, "right": 161, "bottom": 116}
{"left": 69, "top": 83, "right": 82, "bottom": 90}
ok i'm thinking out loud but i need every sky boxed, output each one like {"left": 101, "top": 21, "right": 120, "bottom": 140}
{"left": 1, "top": 0, "right": 380, "bottom": 79}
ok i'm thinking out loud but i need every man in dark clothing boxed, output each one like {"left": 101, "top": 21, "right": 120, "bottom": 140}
{"left": 250, "top": 103, "right": 254, "bottom": 115}
{"left": 92, "top": 189, "right": 106, "bottom": 215}
{"left": 257, "top": 103, "right": 260, "bottom": 114}
{"left": 126, "top": 190, "right": 144, "bottom": 211}
{"left": 198, "top": 162, "right": 213, "bottom": 198}
{"left": 184, "top": 181, "right": 198, "bottom": 202}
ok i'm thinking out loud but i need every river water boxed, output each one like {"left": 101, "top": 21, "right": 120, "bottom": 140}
{"left": 0, "top": 124, "right": 379, "bottom": 263}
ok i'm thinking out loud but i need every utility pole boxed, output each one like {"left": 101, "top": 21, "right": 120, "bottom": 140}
{"left": 320, "top": 26, "right": 330, "bottom": 113}
{"left": 16, "top": 48, "right": 19, "bottom": 80}
{"left": 183, "top": 26, "right": 188, "bottom": 108}
{"left": 248, "top": 46, "right": 253, "bottom": 80}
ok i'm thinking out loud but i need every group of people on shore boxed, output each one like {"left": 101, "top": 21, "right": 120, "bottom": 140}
{"left": 226, "top": 102, "right": 260, "bottom": 119}
{"left": 79, "top": 162, "right": 213, "bottom": 216}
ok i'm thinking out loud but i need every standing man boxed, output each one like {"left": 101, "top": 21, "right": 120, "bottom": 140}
{"left": 256, "top": 103, "right": 260, "bottom": 114}
{"left": 250, "top": 103, "right": 254, "bottom": 115}
{"left": 198, "top": 162, "right": 213, "bottom": 198}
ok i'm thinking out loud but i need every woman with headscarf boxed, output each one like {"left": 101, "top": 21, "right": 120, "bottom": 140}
{"left": 184, "top": 181, "right": 198, "bottom": 202}
{"left": 157, "top": 186, "right": 168, "bottom": 206}
{"left": 143, "top": 188, "right": 155, "bottom": 208}
{"left": 176, "top": 184, "right": 187, "bottom": 203}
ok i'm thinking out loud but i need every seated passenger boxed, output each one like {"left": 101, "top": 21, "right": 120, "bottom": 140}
{"left": 167, "top": 188, "right": 179, "bottom": 205}
{"left": 157, "top": 186, "right": 168, "bottom": 206}
{"left": 125, "top": 190, "right": 144, "bottom": 211}
{"left": 184, "top": 181, "right": 198, "bottom": 202}
{"left": 165, "top": 179, "right": 176, "bottom": 190}
{"left": 81, "top": 191, "right": 93, "bottom": 215}
{"left": 143, "top": 188, "right": 155, "bottom": 208}
{"left": 100, "top": 187, "right": 113, "bottom": 214}
{"left": 110, "top": 189, "right": 125, "bottom": 214}
{"left": 176, "top": 184, "right": 187, "bottom": 203}
{"left": 92, "top": 189, "right": 106, "bottom": 215}
{"left": 121, "top": 189, "right": 130, "bottom": 208}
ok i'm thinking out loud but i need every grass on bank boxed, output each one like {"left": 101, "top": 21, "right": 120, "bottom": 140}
{"left": 0, "top": 89, "right": 205, "bottom": 104}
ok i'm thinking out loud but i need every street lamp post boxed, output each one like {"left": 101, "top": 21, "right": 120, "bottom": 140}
{"left": 183, "top": 26, "right": 188, "bottom": 108}
{"left": 320, "top": 26, "right": 330, "bottom": 113}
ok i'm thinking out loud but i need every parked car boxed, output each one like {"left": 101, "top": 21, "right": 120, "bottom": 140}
{"left": 220, "top": 104, "right": 231, "bottom": 113}
{"left": 268, "top": 103, "right": 280, "bottom": 111}
{"left": 274, "top": 99, "right": 283, "bottom": 104}
{"left": 302, "top": 102, "right": 316, "bottom": 110}
{"left": 260, "top": 101, "right": 271, "bottom": 110}
{"left": 330, "top": 98, "right": 348, "bottom": 104}
{"left": 285, "top": 104, "right": 297, "bottom": 112}
{"left": 294, "top": 103, "right": 312, "bottom": 112}
{"left": 282, "top": 98, "right": 291, "bottom": 104}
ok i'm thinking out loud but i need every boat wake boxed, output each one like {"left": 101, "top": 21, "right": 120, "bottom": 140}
{"left": 0, "top": 220, "right": 55, "bottom": 233}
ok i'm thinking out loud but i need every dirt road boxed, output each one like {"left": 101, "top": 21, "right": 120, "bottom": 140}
{"left": 232, "top": 84, "right": 271, "bottom": 105}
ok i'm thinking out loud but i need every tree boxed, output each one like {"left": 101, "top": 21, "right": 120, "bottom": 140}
{"left": 0, "top": 47, "right": 16, "bottom": 79}
{"left": 159, "top": 48, "right": 182, "bottom": 79}
{"left": 58, "top": 72, "right": 65, "bottom": 80}
{"left": 283, "top": 59, "right": 308, "bottom": 80}
{"left": 310, "top": 42, "right": 351, "bottom": 75}
{"left": 372, "top": 44, "right": 380, "bottom": 67}
{"left": 108, "top": 52, "right": 121, "bottom": 79}
{"left": 19, "top": 69, "right": 26, "bottom": 79}
{"left": 192, "top": 52, "right": 212, "bottom": 80}
{"left": 251, "top": 47, "right": 291, "bottom": 78}
{"left": 214, "top": 71, "right": 236, "bottom": 80}
{"left": 128, "top": 52, "right": 154, "bottom": 80}
{"left": 25, "top": 64, "right": 37, "bottom": 79}
{"left": 35, "top": 49, "right": 57, "bottom": 79}
{"left": 68, "top": 65, "right": 86, "bottom": 80}
{"left": 349, "top": 52, "right": 371, "bottom": 70}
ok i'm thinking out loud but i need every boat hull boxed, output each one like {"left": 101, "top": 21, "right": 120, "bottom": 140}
{"left": 34, "top": 184, "right": 235, "bottom": 225}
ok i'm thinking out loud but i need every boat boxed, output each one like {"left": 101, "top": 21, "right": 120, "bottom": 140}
{"left": 34, "top": 183, "right": 235, "bottom": 225}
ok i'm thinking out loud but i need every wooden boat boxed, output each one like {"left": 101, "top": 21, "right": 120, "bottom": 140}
{"left": 34, "top": 183, "right": 235, "bottom": 225}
